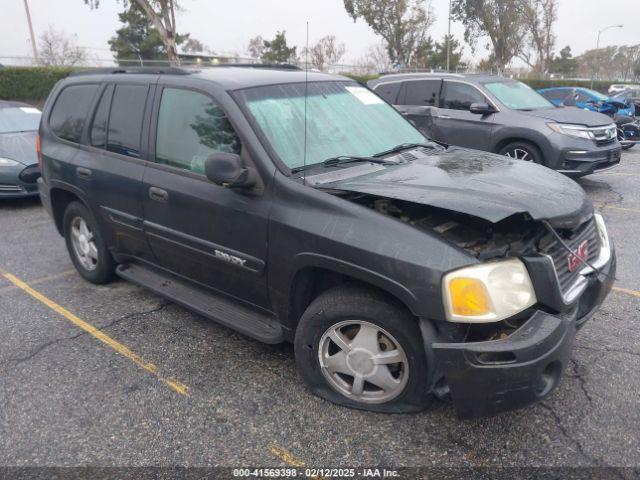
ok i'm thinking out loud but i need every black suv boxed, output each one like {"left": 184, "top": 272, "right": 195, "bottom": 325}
{"left": 368, "top": 73, "right": 622, "bottom": 176}
{"left": 38, "top": 67, "right": 615, "bottom": 418}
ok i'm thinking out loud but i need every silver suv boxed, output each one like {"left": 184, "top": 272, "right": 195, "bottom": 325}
{"left": 369, "top": 73, "right": 621, "bottom": 176}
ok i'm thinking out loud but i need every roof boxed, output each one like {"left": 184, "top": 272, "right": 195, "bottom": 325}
{"left": 0, "top": 100, "right": 34, "bottom": 109}
{"left": 68, "top": 65, "right": 349, "bottom": 90}
{"left": 368, "top": 72, "right": 510, "bottom": 87}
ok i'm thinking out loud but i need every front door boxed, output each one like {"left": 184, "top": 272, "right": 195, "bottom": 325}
{"left": 432, "top": 81, "right": 496, "bottom": 150}
{"left": 394, "top": 79, "right": 442, "bottom": 137}
{"left": 142, "top": 86, "right": 271, "bottom": 309}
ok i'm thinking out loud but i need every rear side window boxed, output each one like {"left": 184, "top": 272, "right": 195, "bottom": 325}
{"left": 542, "top": 90, "right": 568, "bottom": 102}
{"left": 106, "top": 84, "right": 148, "bottom": 158}
{"left": 374, "top": 82, "right": 401, "bottom": 104}
{"left": 441, "top": 82, "right": 487, "bottom": 110}
{"left": 403, "top": 80, "right": 441, "bottom": 106}
{"left": 155, "top": 88, "right": 241, "bottom": 174}
{"left": 49, "top": 84, "right": 99, "bottom": 143}
{"left": 90, "top": 85, "right": 114, "bottom": 149}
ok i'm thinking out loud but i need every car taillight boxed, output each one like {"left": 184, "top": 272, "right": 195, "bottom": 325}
{"left": 36, "top": 134, "right": 42, "bottom": 168}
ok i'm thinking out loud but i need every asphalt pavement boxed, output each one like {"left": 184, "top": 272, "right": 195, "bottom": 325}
{"left": 1, "top": 151, "right": 639, "bottom": 472}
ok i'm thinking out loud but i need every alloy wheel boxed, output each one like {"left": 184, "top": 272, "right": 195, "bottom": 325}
{"left": 70, "top": 216, "right": 99, "bottom": 271}
{"left": 318, "top": 320, "right": 409, "bottom": 404}
{"left": 505, "top": 148, "right": 532, "bottom": 161}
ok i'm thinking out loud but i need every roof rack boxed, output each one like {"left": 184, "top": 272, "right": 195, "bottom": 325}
{"left": 69, "top": 64, "right": 302, "bottom": 77}
{"left": 69, "top": 67, "right": 194, "bottom": 77}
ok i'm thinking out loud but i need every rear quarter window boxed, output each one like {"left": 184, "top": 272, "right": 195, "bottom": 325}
{"left": 373, "top": 82, "right": 401, "bottom": 104}
{"left": 49, "top": 84, "right": 99, "bottom": 143}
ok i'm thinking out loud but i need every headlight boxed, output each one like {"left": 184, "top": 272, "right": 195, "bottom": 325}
{"left": 442, "top": 258, "right": 537, "bottom": 323}
{"left": 547, "top": 122, "right": 594, "bottom": 140}
{"left": 593, "top": 212, "right": 611, "bottom": 267}
{"left": 0, "top": 157, "right": 20, "bottom": 167}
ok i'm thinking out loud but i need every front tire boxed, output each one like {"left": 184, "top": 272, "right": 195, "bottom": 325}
{"left": 63, "top": 201, "right": 115, "bottom": 284}
{"left": 294, "top": 285, "right": 435, "bottom": 413}
{"left": 498, "top": 141, "right": 543, "bottom": 164}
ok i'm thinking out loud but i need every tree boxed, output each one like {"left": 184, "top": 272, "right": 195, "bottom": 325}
{"left": 355, "top": 42, "right": 393, "bottom": 73}
{"left": 108, "top": 2, "right": 188, "bottom": 65}
{"left": 247, "top": 36, "right": 265, "bottom": 60}
{"left": 38, "top": 26, "right": 88, "bottom": 67}
{"left": 182, "top": 38, "right": 206, "bottom": 54}
{"left": 344, "top": 0, "right": 435, "bottom": 67}
{"left": 550, "top": 45, "right": 577, "bottom": 76}
{"left": 261, "top": 31, "right": 297, "bottom": 64}
{"left": 411, "top": 35, "right": 464, "bottom": 71}
{"left": 519, "top": 0, "right": 557, "bottom": 76}
{"left": 303, "top": 36, "right": 346, "bottom": 71}
{"left": 84, "top": 0, "right": 182, "bottom": 66}
{"left": 452, "top": 0, "right": 526, "bottom": 74}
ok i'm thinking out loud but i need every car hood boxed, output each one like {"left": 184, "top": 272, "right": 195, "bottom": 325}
{"left": 520, "top": 107, "right": 613, "bottom": 127}
{"left": 0, "top": 131, "right": 38, "bottom": 166}
{"left": 311, "top": 147, "right": 593, "bottom": 227}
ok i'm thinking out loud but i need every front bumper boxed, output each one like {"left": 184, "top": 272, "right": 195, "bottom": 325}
{"left": 556, "top": 145, "right": 621, "bottom": 176}
{"left": 0, "top": 163, "right": 40, "bottom": 199}
{"left": 431, "top": 251, "right": 616, "bottom": 419}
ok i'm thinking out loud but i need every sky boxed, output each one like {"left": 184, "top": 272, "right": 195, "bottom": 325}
{"left": 2, "top": 0, "right": 640, "bottom": 66}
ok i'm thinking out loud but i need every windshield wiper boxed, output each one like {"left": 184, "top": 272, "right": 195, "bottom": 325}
{"left": 372, "top": 142, "right": 443, "bottom": 157}
{"left": 290, "top": 155, "right": 395, "bottom": 174}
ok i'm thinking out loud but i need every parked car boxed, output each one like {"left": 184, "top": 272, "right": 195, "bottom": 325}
{"left": 611, "top": 88, "right": 640, "bottom": 116}
{"left": 538, "top": 88, "right": 640, "bottom": 150}
{"left": 539, "top": 86, "right": 635, "bottom": 117}
{"left": 368, "top": 73, "right": 621, "bottom": 176}
{"left": 0, "top": 100, "right": 42, "bottom": 198}
{"left": 38, "top": 67, "right": 615, "bottom": 418}
{"left": 609, "top": 83, "right": 640, "bottom": 94}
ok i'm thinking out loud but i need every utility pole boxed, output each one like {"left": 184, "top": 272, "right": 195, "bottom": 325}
{"left": 590, "top": 24, "right": 622, "bottom": 89}
{"left": 446, "top": 0, "right": 452, "bottom": 72}
{"left": 23, "top": 0, "right": 39, "bottom": 63}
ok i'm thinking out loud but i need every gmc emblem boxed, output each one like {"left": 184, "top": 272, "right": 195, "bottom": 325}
{"left": 567, "top": 240, "right": 589, "bottom": 273}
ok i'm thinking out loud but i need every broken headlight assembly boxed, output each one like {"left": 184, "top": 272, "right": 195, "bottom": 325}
{"left": 442, "top": 258, "right": 537, "bottom": 323}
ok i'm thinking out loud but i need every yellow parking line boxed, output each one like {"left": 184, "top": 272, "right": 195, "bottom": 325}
{"left": 0, "top": 269, "right": 76, "bottom": 295}
{"left": 605, "top": 205, "right": 640, "bottom": 214}
{"left": 269, "top": 444, "right": 306, "bottom": 468}
{"left": 613, "top": 286, "right": 640, "bottom": 298}
{"left": 1, "top": 270, "right": 189, "bottom": 396}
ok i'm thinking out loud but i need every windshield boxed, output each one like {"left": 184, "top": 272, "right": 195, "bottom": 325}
{"left": 235, "top": 81, "right": 426, "bottom": 170}
{"left": 483, "top": 81, "right": 553, "bottom": 110}
{"left": 0, "top": 107, "right": 41, "bottom": 134}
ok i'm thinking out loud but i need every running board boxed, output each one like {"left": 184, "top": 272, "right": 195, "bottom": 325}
{"left": 116, "top": 263, "right": 284, "bottom": 344}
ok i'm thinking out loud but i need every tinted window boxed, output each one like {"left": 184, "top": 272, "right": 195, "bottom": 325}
{"left": 575, "top": 92, "right": 591, "bottom": 103}
{"left": 107, "top": 84, "right": 148, "bottom": 158}
{"left": 403, "top": 80, "right": 441, "bottom": 106}
{"left": 155, "top": 88, "right": 241, "bottom": 174}
{"left": 543, "top": 90, "right": 570, "bottom": 102}
{"left": 441, "top": 82, "right": 487, "bottom": 110}
{"left": 90, "top": 85, "right": 113, "bottom": 149}
{"left": 49, "top": 84, "right": 98, "bottom": 143}
{"left": 374, "top": 82, "right": 401, "bottom": 104}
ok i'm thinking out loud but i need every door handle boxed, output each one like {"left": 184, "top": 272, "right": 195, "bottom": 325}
{"left": 149, "top": 186, "right": 169, "bottom": 202}
{"left": 76, "top": 167, "right": 92, "bottom": 178}
{"left": 438, "top": 114, "right": 451, "bottom": 119}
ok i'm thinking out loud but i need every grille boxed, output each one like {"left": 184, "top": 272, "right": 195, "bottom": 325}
{"left": 540, "top": 218, "right": 600, "bottom": 296}
{"left": 0, "top": 184, "right": 23, "bottom": 192}
{"left": 592, "top": 125, "right": 616, "bottom": 146}
{"left": 19, "top": 165, "right": 41, "bottom": 183}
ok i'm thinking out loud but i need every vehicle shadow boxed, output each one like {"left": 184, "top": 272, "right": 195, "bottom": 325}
{"left": 0, "top": 196, "right": 42, "bottom": 211}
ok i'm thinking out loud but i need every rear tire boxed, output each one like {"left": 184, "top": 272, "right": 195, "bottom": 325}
{"left": 63, "top": 201, "right": 115, "bottom": 284}
{"left": 294, "top": 284, "right": 435, "bottom": 413}
{"left": 498, "top": 141, "right": 543, "bottom": 164}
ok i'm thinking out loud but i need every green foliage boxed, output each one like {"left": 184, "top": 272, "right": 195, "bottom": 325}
{"left": 342, "top": 73, "right": 381, "bottom": 85}
{"left": 344, "top": 0, "right": 433, "bottom": 66}
{"left": 109, "top": 2, "right": 188, "bottom": 65}
{"left": 550, "top": 46, "right": 577, "bottom": 76}
{"left": 413, "top": 35, "right": 465, "bottom": 70}
{"left": 0, "top": 67, "right": 74, "bottom": 101}
{"left": 262, "top": 31, "right": 297, "bottom": 64}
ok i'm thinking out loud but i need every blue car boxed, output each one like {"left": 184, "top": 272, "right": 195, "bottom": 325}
{"left": 538, "top": 87, "right": 635, "bottom": 117}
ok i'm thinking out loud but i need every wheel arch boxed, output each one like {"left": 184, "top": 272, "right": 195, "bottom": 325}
{"left": 285, "top": 254, "right": 420, "bottom": 333}
{"left": 49, "top": 184, "right": 88, "bottom": 235}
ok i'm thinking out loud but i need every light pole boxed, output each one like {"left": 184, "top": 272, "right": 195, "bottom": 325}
{"left": 446, "top": 0, "right": 452, "bottom": 72}
{"left": 590, "top": 24, "right": 623, "bottom": 89}
{"left": 23, "top": 0, "right": 39, "bottom": 63}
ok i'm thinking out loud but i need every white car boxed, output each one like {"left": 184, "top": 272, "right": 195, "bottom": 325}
{"left": 609, "top": 84, "right": 640, "bottom": 94}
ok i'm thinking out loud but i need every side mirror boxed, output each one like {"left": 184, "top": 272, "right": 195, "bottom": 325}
{"left": 469, "top": 103, "right": 496, "bottom": 115}
{"left": 204, "top": 152, "right": 256, "bottom": 188}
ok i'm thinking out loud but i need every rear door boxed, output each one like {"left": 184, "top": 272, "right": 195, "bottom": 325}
{"left": 70, "top": 80, "right": 154, "bottom": 261}
{"left": 394, "top": 79, "right": 442, "bottom": 136}
{"left": 434, "top": 81, "right": 497, "bottom": 149}
{"left": 142, "top": 85, "right": 271, "bottom": 308}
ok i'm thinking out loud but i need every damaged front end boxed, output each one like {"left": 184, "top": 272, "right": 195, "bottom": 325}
{"left": 330, "top": 190, "right": 616, "bottom": 418}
